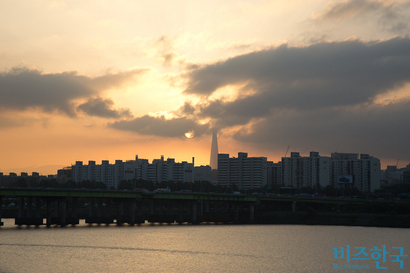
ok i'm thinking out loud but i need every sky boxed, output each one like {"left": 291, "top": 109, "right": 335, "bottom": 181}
{"left": 1, "top": 0, "right": 410, "bottom": 175}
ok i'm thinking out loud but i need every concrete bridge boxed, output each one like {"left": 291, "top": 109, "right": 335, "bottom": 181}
{"left": 2, "top": 188, "right": 405, "bottom": 227}
{"left": 0, "top": 188, "right": 258, "bottom": 226}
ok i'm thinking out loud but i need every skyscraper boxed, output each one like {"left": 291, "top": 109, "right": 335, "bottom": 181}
{"left": 210, "top": 128, "right": 218, "bottom": 170}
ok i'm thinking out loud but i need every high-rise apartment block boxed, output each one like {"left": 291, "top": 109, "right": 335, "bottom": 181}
{"left": 72, "top": 155, "right": 196, "bottom": 189}
{"left": 278, "top": 152, "right": 381, "bottom": 192}
{"left": 267, "top": 161, "right": 282, "bottom": 189}
{"left": 330, "top": 152, "right": 381, "bottom": 192}
{"left": 217, "top": 152, "right": 267, "bottom": 189}
{"left": 281, "top": 152, "right": 331, "bottom": 189}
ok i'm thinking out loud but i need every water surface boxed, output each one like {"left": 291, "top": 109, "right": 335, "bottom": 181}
{"left": 0, "top": 219, "right": 408, "bottom": 272}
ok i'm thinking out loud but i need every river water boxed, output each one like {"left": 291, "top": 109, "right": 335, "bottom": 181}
{"left": 0, "top": 219, "right": 408, "bottom": 272}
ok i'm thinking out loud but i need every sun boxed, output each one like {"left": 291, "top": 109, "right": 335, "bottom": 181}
{"left": 185, "top": 130, "right": 195, "bottom": 138}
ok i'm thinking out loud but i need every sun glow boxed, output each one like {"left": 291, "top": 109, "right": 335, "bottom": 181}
{"left": 185, "top": 130, "right": 195, "bottom": 138}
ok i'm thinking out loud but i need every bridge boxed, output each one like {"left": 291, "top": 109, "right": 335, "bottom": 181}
{"left": 1, "top": 188, "right": 408, "bottom": 227}
{"left": 0, "top": 188, "right": 258, "bottom": 226}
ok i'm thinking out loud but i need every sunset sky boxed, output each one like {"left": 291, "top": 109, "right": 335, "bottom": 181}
{"left": 1, "top": 0, "right": 410, "bottom": 175}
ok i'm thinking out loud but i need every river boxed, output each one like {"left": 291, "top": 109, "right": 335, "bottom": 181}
{"left": 0, "top": 219, "right": 408, "bottom": 272}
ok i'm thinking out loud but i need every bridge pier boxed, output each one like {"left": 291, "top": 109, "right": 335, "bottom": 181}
{"left": 178, "top": 203, "right": 183, "bottom": 223}
{"left": 0, "top": 197, "right": 3, "bottom": 226}
{"left": 249, "top": 204, "right": 254, "bottom": 223}
{"left": 18, "top": 197, "right": 23, "bottom": 218}
{"left": 116, "top": 201, "right": 124, "bottom": 225}
{"left": 129, "top": 201, "right": 136, "bottom": 225}
{"left": 15, "top": 197, "right": 44, "bottom": 226}
{"left": 60, "top": 200, "right": 67, "bottom": 226}
{"left": 150, "top": 200, "right": 154, "bottom": 215}
{"left": 97, "top": 199, "right": 102, "bottom": 218}
{"left": 88, "top": 198, "right": 94, "bottom": 217}
{"left": 234, "top": 204, "right": 239, "bottom": 223}
{"left": 205, "top": 201, "right": 210, "bottom": 213}
{"left": 71, "top": 197, "right": 77, "bottom": 218}
{"left": 192, "top": 202, "right": 197, "bottom": 224}
{"left": 85, "top": 198, "right": 113, "bottom": 225}
{"left": 106, "top": 199, "right": 111, "bottom": 217}
{"left": 46, "top": 200, "right": 52, "bottom": 225}
{"left": 27, "top": 197, "right": 33, "bottom": 218}
{"left": 137, "top": 200, "right": 142, "bottom": 216}
{"left": 35, "top": 197, "right": 41, "bottom": 218}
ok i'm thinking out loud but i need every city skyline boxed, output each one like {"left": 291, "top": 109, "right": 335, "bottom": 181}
{"left": 0, "top": 148, "right": 406, "bottom": 177}
{"left": 1, "top": 1, "right": 410, "bottom": 175}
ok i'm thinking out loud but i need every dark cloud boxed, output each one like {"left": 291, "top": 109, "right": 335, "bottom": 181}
{"left": 0, "top": 67, "right": 144, "bottom": 116}
{"left": 232, "top": 100, "right": 410, "bottom": 161}
{"left": 185, "top": 38, "right": 410, "bottom": 127}
{"left": 315, "top": 0, "right": 410, "bottom": 34}
{"left": 185, "top": 38, "right": 410, "bottom": 100}
{"left": 110, "top": 115, "right": 210, "bottom": 138}
{"left": 180, "top": 37, "right": 410, "bottom": 162}
{"left": 177, "top": 102, "right": 196, "bottom": 116}
{"left": 77, "top": 97, "right": 132, "bottom": 119}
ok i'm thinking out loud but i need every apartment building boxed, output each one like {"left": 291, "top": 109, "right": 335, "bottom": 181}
{"left": 281, "top": 152, "right": 331, "bottom": 189}
{"left": 72, "top": 155, "right": 196, "bottom": 188}
{"left": 330, "top": 152, "right": 381, "bottom": 192}
{"left": 217, "top": 152, "right": 267, "bottom": 190}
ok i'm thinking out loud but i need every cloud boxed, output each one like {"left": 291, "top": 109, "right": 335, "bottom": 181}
{"left": 179, "top": 37, "right": 410, "bottom": 161}
{"left": 0, "top": 67, "right": 144, "bottom": 116}
{"left": 110, "top": 114, "right": 210, "bottom": 138}
{"left": 185, "top": 37, "right": 410, "bottom": 108}
{"left": 77, "top": 97, "right": 132, "bottom": 119}
{"left": 154, "top": 36, "right": 178, "bottom": 67}
{"left": 232, "top": 100, "right": 410, "bottom": 161}
{"left": 314, "top": 0, "right": 383, "bottom": 20}
{"left": 0, "top": 115, "right": 38, "bottom": 128}
{"left": 313, "top": 0, "right": 410, "bottom": 34}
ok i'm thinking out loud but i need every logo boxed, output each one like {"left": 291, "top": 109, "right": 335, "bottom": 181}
{"left": 333, "top": 245, "right": 407, "bottom": 270}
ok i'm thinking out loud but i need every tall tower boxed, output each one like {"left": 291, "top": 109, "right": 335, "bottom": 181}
{"left": 210, "top": 128, "right": 218, "bottom": 169}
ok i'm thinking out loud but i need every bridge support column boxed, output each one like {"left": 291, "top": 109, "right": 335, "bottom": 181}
{"left": 105, "top": 199, "right": 111, "bottom": 217}
{"left": 234, "top": 204, "right": 239, "bottom": 222}
{"left": 18, "top": 197, "right": 24, "bottom": 218}
{"left": 150, "top": 200, "right": 155, "bottom": 215}
{"left": 200, "top": 200, "right": 204, "bottom": 216}
{"left": 178, "top": 203, "right": 183, "bottom": 223}
{"left": 192, "top": 202, "right": 197, "bottom": 223}
{"left": 130, "top": 201, "right": 136, "bottom": 225}
{"left": 54, "top": 200, "right": 59, "bottom": 218}
{"left": 0, "top": 197, "right": 3, "bottom": 226}
{"left": 116, "top": 201, "right": 124, "bottom": 225}
{"left": 26, "top": 197, "right": 33, "bottom": 218}
{"left": 250, "top": 205, "right": 254, "bottom": 223}
{"left": 166, "top": 201, "right": 172, "bottom": 216}
{"left": 46, "top": 200, "right": 52, "bottom": 226}
{"left": 35, "top": 197, "right": 41, "bottom": 218}
{"left": 60, "top": 200, "right": 66, "bottom": 226}
{"left": 88, "top": 199, "right": 94, "bottom": 217}
{"left": 159, "top": 201, "right": 164, "bottom": 215}
{"left": 137, "top": 200, "right": 142, "bottom": 216}
{"left": 97, "top": 199, "right": 102, "bottom": 218}
{"left": 223, "top": 202, "right": 229, "bottom": 213}
{"left": 72, "top": 198, "right": 78, "bottom": 218}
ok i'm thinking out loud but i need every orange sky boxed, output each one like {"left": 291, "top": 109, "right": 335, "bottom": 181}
{"left": 1, "top": 0, "right": 410, "bottom": 175}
